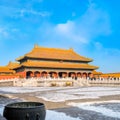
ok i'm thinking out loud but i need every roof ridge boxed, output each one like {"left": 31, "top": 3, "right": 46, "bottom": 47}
{"left": 16, "top": 45, "right": 93, "bottom": 62}
{"left": 33, "top": 45, "right": 70, "bottom": 51}
{"left": 71, "top": 50, "right": 92, "bottom": 61}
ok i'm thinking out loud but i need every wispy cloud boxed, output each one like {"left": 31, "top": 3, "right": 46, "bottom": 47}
{"left": 81, "top": 0, "right": 111, "bottom": 36}
{"left": 0, "top": 27, "right": 9, "bottom": 39}
{"left": 89, "top": 41, "right": 120, "bottom": 72}
{"left": 38, "top": 0, "right": 111, "bottom": 46}
{"left": 0, "top": 5, "right": 50, "bottom": 19}
{"left": 0, "top": 26, "right": 21, "bottom": 43}
{"left": 0, "top": 27, "right": 8, "bottom": 47}
{"left": 93, "top": 40, "right": 120, "bottom": 56}
{"left": 19, "top": 9, "right": 50, "bottom": 17}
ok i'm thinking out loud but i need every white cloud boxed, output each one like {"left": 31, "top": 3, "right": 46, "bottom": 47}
{"left": 19, "top": 9, "right": 50, "bottom": 17}
{"left": 0, "top": 26, "right": 22, "bottom": 45}
{"left": 0, "top": 27, "right": 9, "bottom": 39}
{"left": 0, "top": 5, "right": 50, "bottom": 19}
{"left": 54, "top": 21, "right": 88, "bottom": 43}
{"left": 38, "top": 0, "right": 111, "bottom": 46}
{"left": 55, "top": 21, "right": 73, "bottom": 35}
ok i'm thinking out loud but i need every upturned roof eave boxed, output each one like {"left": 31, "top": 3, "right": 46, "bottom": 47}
{"left": 16, "top": 56, "right": 25, "bottom": 61}
{"left": 15, "top": 64, "right": 98, "bottom": 70}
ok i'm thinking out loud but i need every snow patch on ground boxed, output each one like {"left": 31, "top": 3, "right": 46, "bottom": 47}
{"left": 68, "top": 101, "right": 120, "bottom": 119}
{"left": 68, "top": 91, "right": 120, "bottom": 99}
{"left": 46, "top": 110, "right": 80, "bottom": 120}
{"left": 0, "top": 87, "right": 74, "bottom": 93}
{"left": 1, "top": 87, "right": 120, "bottom": 94}
{"left": 36, "top": 87, "right": 120, "bottom": 102}
{"left": 0, "top": 106, "right": 4, "bottom": 116}
{"left": 1, "top": 87, "right": 120, "bottom": 102}
{"left": 37, "top": 93, "right": 80, "bottom": 102}
{"left": 58, "top": 87, "right": 120, "bottom": 92}
{"left": 0, "top": 87, "right": 63, "bottom": 93}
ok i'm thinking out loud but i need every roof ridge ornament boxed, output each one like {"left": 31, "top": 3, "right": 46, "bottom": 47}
{"left": 8, "top": 61, "right": 12, "bottom": 64}
{"left": 34, "top": 44, "right": 39, "bottom": 48}
{"left": 69, "top": 47, "right": 74, "bottom": 51}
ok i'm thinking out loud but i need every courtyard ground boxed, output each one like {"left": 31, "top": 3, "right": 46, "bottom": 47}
{"left": 0, "top": 86, "right": 120, "bottom": 120}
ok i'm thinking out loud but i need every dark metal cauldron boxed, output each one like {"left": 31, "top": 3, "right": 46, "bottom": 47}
{"left": 3, "top": 102, "right": 46, "bottom": 120}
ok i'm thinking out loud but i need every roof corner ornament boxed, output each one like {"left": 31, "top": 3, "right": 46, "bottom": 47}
{"left": 34, "top": 44, "right": 39, "bottom": 48}
{"left": 69, "top": 47, "right": 74, "bottom": 51}
{"left": 9, "top": 61, "right": 12, "bottom": 64}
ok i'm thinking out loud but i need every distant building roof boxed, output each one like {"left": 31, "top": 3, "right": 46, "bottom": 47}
{"left": 0, "top": 66, "right": 14, "bottom": 73}
{"left": 6, "top": 61, "right": 19, "bottom": 69}
{"left": 101, "top": 72, "right": 120, "bottom": 77}
{"left": 92, "top": 70, "right": 102, "bottom": 75}
{"left": 16, "top": 45, "right": 92, "bottom": 62}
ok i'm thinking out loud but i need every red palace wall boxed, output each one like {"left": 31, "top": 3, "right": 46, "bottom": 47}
{"left": 0, "top": 71, "right": 26, "bottom": 80}
{"left": 0, "top": 75, "right": 19, "bottom": 80}
{"left": 17, "top": 71, "right": 26, "bottom": 78}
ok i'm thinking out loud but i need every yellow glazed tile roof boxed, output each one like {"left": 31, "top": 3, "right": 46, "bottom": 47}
{"left": 0, "top": 66, "right": 14, "bottom": 73}
{"left": 6, "top": 61, "right": 20, "bottom": 69}
{"left": 101, "top": 73, "right": 120, "bottom": 77}
{"left": 16, "top": 61, "right": 98, "bottom": 70}
{"left": 92, "top": 70, "right": 102, "bottom": 74}
{"left": 16, "top": 45, "right": 92, "bottom": 62}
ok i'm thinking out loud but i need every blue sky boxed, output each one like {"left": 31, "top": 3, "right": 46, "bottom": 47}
{"left": 0, "top": 0, "right": 120, "bottom": 73}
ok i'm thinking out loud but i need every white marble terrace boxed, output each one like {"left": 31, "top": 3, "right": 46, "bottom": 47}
{"left": 0, "top": 77, "right": 120, "bottom": 87}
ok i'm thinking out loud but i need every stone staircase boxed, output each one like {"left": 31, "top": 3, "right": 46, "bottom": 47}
{"left": 73, "top": 79, "right": 90, "bottom": 87}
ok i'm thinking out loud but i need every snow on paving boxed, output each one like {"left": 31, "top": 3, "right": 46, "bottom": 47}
{"left": 36, "top": 87, "right": 120, "bottom": 102}
{"left": 0, "top": 87, "right": 68, "bottom": 93}
{"left": 46, "top": 110, "right": 80, "bottom": 120}
{"left": 58, "top": 87, "right": 120, "bottom": 92}
{"left": 0, "top": 87, "right": 120, "bottom": 102}
{"left": 68, "top": 101, "right": 120, "bottom": 119}
{"left": 37, "top": 93, "right": 80, "bottom": 102}
{"left": 0, "top": 106, "right": 4, "bottom": 116}
{"left": 61, "top": 90, "right": 120, "bottom": 99}
{"left": 1, "top": 87, "right": 119, "bottom": 94}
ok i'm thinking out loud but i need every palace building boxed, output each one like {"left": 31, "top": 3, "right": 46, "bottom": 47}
{"left": 12, "top": 45, "right": 98, "bottom": 79}
{"left": 0, "top": 63, "right": 18, "bottom": 79}
{"left": 1, "top": 45, "right": 120, "bottom": 82}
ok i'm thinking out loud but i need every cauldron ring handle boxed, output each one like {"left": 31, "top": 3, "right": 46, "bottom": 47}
{"left": 36, "top": 113, "right": 40, "bottom": 120}
{"left": 25, "top": 113, "right": 30, "bottom": 120}
{"left": 25, "top": 113, "right": 40, "bottom": 120}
